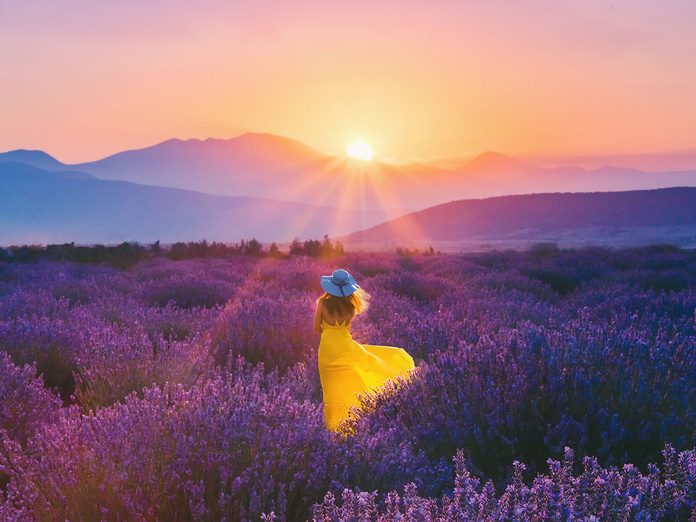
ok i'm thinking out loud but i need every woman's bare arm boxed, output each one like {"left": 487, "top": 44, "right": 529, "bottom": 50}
{"left": 313, "top": 301, "right": 324, "bottom": 334}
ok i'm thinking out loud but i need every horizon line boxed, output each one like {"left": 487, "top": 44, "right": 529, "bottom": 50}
{"left": 3, "top": 131, "right": 696, "bottom": 169}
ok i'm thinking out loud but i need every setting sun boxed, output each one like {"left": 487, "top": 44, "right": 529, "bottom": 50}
{"left": 346, "top": 141, "right": 373, "bottom": 160}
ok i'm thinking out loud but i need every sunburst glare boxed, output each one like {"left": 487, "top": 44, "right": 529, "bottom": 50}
{"left": 346, "top": 141, "right": 373, "bottom": 160}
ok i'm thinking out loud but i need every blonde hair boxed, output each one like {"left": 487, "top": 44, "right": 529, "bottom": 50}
{"left": 317, "top": 288, "right": 371, "bottom": 317}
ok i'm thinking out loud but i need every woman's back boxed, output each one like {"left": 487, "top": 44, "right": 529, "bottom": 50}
{"left": 314, "top": 292, "right": 359, "bottom": 334}
{"left": 320, "top": 304, "right": 354, "bottom": 328}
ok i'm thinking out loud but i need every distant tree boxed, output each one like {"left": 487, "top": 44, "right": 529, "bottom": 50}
{"left": 209, "top": 241, "right": 233, "bottom": 257}
{"left": 244, "top": 238, "right": 264, "bottom": 258}
{"left": 334, "top": 241, "right": 346, "bottom": 257}
{"left": 397, "top": 247, "right": 419, "bottom": 258}
{"left": 303, "top": 239, "right": 321, "bottom": 257}
{"left": 319, "top": 235, "right": 335, "bottom": 258}
{"left": 529, "top": 242, "right": 560, "bottom": 258}
{"left": 289, "top": 237, "right": 304, "bottom": 255}
{"left": 106, "top": 241, "right": 146, "bottom": 270}
{"left": 185, "top": 240, "right": 210, "bottom": 258}
{"left": 91, "top": 244, "right": 107, "bottom": 264}
{"left": 268, "top": 242, "right": 286, "bottom": 259}
{"left": 9, "top": 245, "right": 44, "bottom": 263}
{"left": 287, "top": 236, "right": 347, "bottom": 257}
{"left": 170, "top": 242, "right": 188, "bottom": 260}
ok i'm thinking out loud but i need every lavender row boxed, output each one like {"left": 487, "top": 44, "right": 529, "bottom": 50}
{"left": 1, "top": 247, "right": 695, "bottom": 520}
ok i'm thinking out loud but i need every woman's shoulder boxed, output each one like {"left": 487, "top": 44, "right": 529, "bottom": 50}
{"left": 322, "top": 308, "right": 353, "bottom": 326}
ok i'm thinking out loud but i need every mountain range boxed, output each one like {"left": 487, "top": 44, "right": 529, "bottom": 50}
{"left": 0, "top": 163, "right": 391, "bottom": 245}
{"left": 341, "top": 187, "right": 696, "bottom": 251}
{"left": 2, "top": 132, "right": 696, "bottom": 248}
{"left": 5, "top": 133, "right": 696, "bottom": 213}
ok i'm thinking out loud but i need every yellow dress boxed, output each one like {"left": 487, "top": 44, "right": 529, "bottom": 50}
{"left": 318, "top": 317, "right": 415, "bottom": 431}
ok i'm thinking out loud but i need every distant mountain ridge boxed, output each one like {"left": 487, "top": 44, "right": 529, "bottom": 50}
{"left": 461, "top": 151, "right": 537, "bottom": 173}
{"left": 2, "top": 133, "right": 696, "bottom": 213}
{"left": 67, "top": 132, "right": 448, "bottom": 211}
{"left": 74, "top": 132, "right": 330, "bottom": 180}
{"left": 342, "top": 187, "right": 696, "bottom": 251}
{"left": 0, "top": 150, "right": 67, "bottom": 171}
{"left": 0, "top": 163, "right": 394, "bottom": 245}
{"left": 3, "top": 133, "right": 696, "bottom": 248}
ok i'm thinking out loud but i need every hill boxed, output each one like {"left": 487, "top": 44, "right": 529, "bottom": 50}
{"left": 0, "top": 149, "right": 68, "bottom": 171}
{"left": 342, "top": 187, "right": 696, "bottom": 251}
{"left": 68, "top": 133, "right": 447, "bottom": 211}
{"left": 0, "top": 163, "right": 394, "bottom": 245}
{"left": 57, "top": 135, "right": 696, "bottom": 211}
{"left": 3, "top": 134, "right": 696, "bottom": 214}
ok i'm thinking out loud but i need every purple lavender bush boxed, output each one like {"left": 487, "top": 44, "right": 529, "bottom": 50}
{"left": 0, "top": 352, "right": 62, "bottom": 446}
{"left": 342, "top": 254, "right": 696, "bottom": 487}
{"left": 311, "top": 446, "right": 696, "bottom": 520}
{"left": 1, "top": 247, "right": 695, "bottom": 520}
{"left": 0, "top": 359, "right": 439, "bottom": 520}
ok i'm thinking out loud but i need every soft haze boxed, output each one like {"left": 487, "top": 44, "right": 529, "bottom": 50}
{"left": 2, "top": 0, "right": 695, "bottom": 163}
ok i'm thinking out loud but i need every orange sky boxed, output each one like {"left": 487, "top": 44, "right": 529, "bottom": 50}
{"left": 1, "top": 0, "right": 695, "bottom": 164}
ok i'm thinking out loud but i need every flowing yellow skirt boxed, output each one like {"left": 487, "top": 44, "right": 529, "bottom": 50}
{"left": 318, "top": 319, "right": 415, "bottom": 431}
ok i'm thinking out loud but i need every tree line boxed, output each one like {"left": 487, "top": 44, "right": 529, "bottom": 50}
{"left": 0, "top": 236, "right": 346, "bottom": 270}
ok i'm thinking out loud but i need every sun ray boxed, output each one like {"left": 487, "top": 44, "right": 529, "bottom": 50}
{"left": 260, "top": 145, "right": 434, "bottom": 248}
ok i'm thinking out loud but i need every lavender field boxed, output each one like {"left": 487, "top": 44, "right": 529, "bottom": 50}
{"left": 1, "top": 246, "right": 696, "bottom": 521}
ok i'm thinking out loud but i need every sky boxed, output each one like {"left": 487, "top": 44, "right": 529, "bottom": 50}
{"left": 1, "top": 0, "right": 696, "bottom": 164}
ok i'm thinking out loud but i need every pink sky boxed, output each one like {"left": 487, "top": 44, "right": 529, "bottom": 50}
{"left": 1, "top": 0, "right": 695, "bottom": 164}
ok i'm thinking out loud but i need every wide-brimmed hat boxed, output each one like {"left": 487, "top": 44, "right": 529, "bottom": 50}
{"left": 321, "top": 269, "right": 359, "bottom": 297}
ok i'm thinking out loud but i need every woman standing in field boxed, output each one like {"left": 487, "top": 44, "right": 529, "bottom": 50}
{"left": 314, "top": 269, "right": 415, "bottom": 431}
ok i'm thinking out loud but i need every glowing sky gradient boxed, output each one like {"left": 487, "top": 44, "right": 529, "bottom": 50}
{"left": 2, "top": 0, "right": 695, "bottom": 164}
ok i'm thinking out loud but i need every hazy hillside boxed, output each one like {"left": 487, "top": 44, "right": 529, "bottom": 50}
{"left": 0, "top": 150, "right": 68, "bottom": 171}
{"left": 3, "top": 134, "right": 696, "bottom": 215}
{"left": 0, "top": 163, "right": 394, "bottom": 245}
{"left": 449, "top": 154, "right": 696, "bottom": 198}
{"left": 523, "top": 149, "right": 696, "bottom": 172}
{"left": 342, "top": 187, "right": 696, "bottom": 251}
{"left": 72, "top": 133, "right": 329, "bottom": 188}
{"left": 68, "top": 133, "right": 447, "bottom": 211}
{"left": 71, "top": 133, "right": 696, "bottom": 210}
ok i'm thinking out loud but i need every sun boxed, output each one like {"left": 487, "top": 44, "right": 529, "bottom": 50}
{"left": 346, "top": 141, "right": 373, "bottom": 160}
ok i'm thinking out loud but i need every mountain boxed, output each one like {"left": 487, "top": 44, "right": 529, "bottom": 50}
{"left": 523, "top": 150, "right": 696, "bottom": 172}
{"left": 461, "top": 151, "right": 538, "bottom": 173}
{"left": 67, "top": 135, "right": 696, "bottom": 211}
{"left": 447, "top": 153, "right": 696, "bottom": 198}
{"left": 0, "top": 163, "right": 395, "bottom": 246}
{"left": 3, "top": 133, "right": 696, "bottom": 215}
{"left": 0, "top": 149, "right": 67, "bottom": 171}
{"left": 73, "top": 133, "right": 330, "bottom": 188}
{"left": 341, "top": 187, "right": 696, "bottom": 251}
{"left": 67, "top": 133, "right": 446, "bottom": 212}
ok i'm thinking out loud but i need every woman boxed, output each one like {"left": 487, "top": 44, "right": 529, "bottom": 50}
{"left": 315, "top": 269, "right": 415, "bottom": 431}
